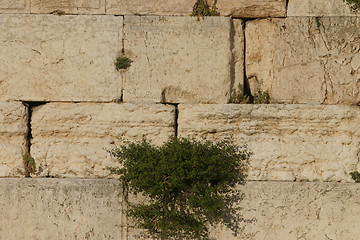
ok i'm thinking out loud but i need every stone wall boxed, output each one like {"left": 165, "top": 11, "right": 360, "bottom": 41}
{"left": 0, "top": 0, "right": 360, "bottom": 239}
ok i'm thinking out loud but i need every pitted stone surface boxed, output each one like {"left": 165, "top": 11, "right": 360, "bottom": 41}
{"left": 31, "top": 0, "right": 106, "bottom": 14}
{"left": 246, "top": 17, "right": 360, "bottom": 104}
{"left": 178, "top": 104, "right": 360, "bottom": 182}
{"left": 0, "top": 178, "right": 122, "bottom": 239}
{"left": 0, "top": 0, "right": 30, "bottom": 13}
{"left": 30, "top": 103, "right": 175, "bottom": 178}
{"left": 123, "top": 16, "right": 233, "bottom": 104}
{"left": 0, "top": 14, "right": 122, "bottom": 102}
{"left": 288, "top": 0, "right": 360, "bottom": 16}
{"left": 216, "top": 182, "right": 360, "bottom": 240}
{"left": 0, "top": 102, "right": 28, "bottom": 177}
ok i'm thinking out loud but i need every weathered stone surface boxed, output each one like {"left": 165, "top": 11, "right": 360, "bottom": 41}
{"left": 231, "top": 19, "right": 245, "bottom": 99}
{"left": 288, "top": 0, "right": 360, "bottom": 16}
{"left": 0, "top": 14, "right": 122, "bottom": 102}
{"left": 123, "top": 16, "right": 233, "bottom": 104}
{"left": 215, "top": 181, "right": 360, "bottom": 240}
{"left": 0, "top": 178, "right": 122, "bottom": 239}
{"left": 30, "top": 103, "right": 175, "bottom": 178}
{"left": 2, "top": 179, "right": 359, "bottom": 239}
{"left": 216, "top": 0, "right": 287, "bottom": 18}
{"left": 0, "top": 0, "right": 30, "bottom": 13}
{"left": 178, "top": 104, "right": 360, "bottom": 182}
{"left": 31, "top": 0, "right": 106, "bottom": 14}
{"left": 0, "top": 102, "right": 28, "bottom": 177}
{"left": 106, "top": 0, "right": 286, "bottom": 18}
{"left": 246, "top": 17, "right": 360, "bottom": 104}
{"left": 106, "top": 0, "right": 193, "bottom": 16}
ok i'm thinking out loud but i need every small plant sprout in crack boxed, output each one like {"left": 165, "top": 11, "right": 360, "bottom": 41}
{"left": 344, "top": 0, "right": 360, "bottom": 12}
{"left": 230, "top": 84, "right": 270, "bottom": 104}
{"left": 23, "top": 152, "right": 36, "bottom": 178}
{"left": 115, "top": 56, "right": 132, "bottom": 70}
{"left": 350, "top": 171, "right": 360, "bottom": 183}
{"left": 253, "top": 90, "right": 270, "bottom": 104}
{"left": 191, "top": 0, "right": 220, "bottom": 18}
{"left": 230, "top": 83, "right": 250, "bottom": 104}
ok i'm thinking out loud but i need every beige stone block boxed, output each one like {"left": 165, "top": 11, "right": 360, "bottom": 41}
{"left": 178, "top": 104, "right": 360, "bottom": 182}
{"left": 246, "top": 17, "right": 360, "bottom": 104}
{"left": 0, "top": 102, "right": 28, "bottom": 177}
{"left": 0, "top": 178, "right": 122, "bottom": 239}
{"left": 0, "top": 14, "right": 122, "bottom": 102}
{"left": 231, "top": 19, "right": 245, "bottom": 99}
{"left": 106, "top": 0, "right": 193, "bottom": 16}
{"left": 31, "top": 0, "right": 105, "bottom": 14}
{"left": 106, "top": 0, "right": 286, "bottom": 18}
{"left": 288, "top": 0, "right": 360, "bottom": 16}
{"left": 123, "top": 16, "right": 233, "bottom": 104}
{"left": 216, "top": 0, "right": 287, "bottom": 18}
{"left": 0, "top": 0, "right": 30, "bottom": 13}
{"left": 30, "top": 103, "right": 175, "bottom": 178}
{"left": 215, "top": 182, "right": 360, "bottom": 239}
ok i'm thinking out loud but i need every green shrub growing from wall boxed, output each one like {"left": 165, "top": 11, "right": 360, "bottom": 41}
{"left": 115, "top": 56, "right": 132, "bottom": 70}
{"left": 109, "top": 137, "right": 251, "bottom": 239}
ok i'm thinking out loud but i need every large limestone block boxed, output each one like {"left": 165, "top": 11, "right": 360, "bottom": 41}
{"left": 216, "top": 0, "right": 287, "bottom": 18}
{"left": 0, "top": 178, "right": 122, "bottom": 239}
{"left": 0, "top": 102, "right": 28, "bottom": 177}
{"left": 31, "top": 0, "right": 106, "bottom": 14}
{"left": 246, "top": 17, "right": 360, "bottom": 104}
{"left": 0, "top": 14, "right": 122, "bottom": 102}
{"left": 178, "top": 104, "right": 360, "bottom": 182}
{"left": 106, "top": 0, "right": 286, "bottom": 18}
{"left": 288, "top": 0, "right": 360, "bottom": 16}
{"left": 215, "top": 182, "right": 360, "bottom": 239}
{"left": 0, "top": 0, "right": 30, "bottom": 13}
{"left": 106, "top": 0, "right": 194, "bottom": 16}
{"left": 30, "top": 103, "right": 175, "bottom": 178}
{"left": 123, "top": 16, "right": 234, "bottom": 104}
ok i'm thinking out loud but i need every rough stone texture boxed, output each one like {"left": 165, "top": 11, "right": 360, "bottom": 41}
{"left": 246, "top": 17, "right": 360, "bottom": 104}
{"left": 0, "top": 0, "right": 30, "bottom": 13}
{"left": 123, "top": 16, "right": 233, "bottom": 104}
{"left": 215, "top": 181, "right": 360, "bottom": 240}
{"left": 0, "top": 14, "right": 122, "bottom": 102}
{"left": 231, "top": 19, "right": 245, "bottom": 99}
{"left": 216, "top": 0, "right": 287, "bottom": 18}
{"left": 106, "top": 0, "right": 193, "bottom": 16}
{"left": 288, "top": 0, "right": 360, "bottom": 17}
{"left": 31, "top": 0, "right": 106, "bottom": 14}
{"left": 106, "top": 0, "right": 286, "bottom": 18}
{"left": 0, "top": 178, "right": 122, "bottom": 240}
{"left": 178, "top": 104, "right": 360, "bottom": 182}
{"left": 30, "top": 103, "right": 175, "bottom": 178}
{"left": 0, "top": 102, "right": 28, "bottom": 177}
